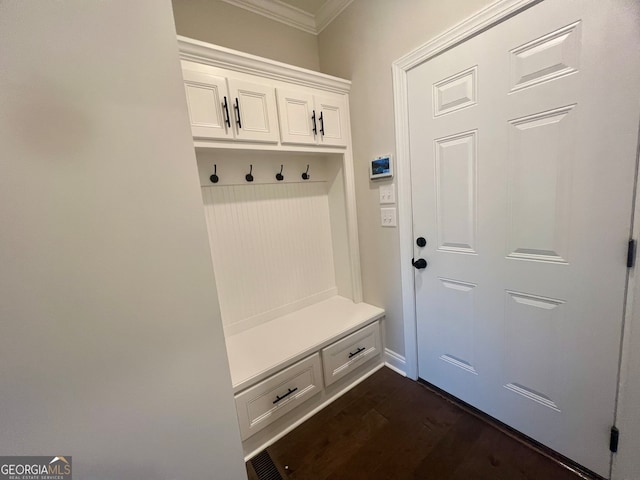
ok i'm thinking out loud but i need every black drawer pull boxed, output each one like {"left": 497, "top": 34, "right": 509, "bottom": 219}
{"left": 222, "top": 96, "right": 231, "bottom": 128}
{"left": 348, "top": 346, "right": 365, "bottom": 359}
{"left": 273, "top": 387, "right": 298, "bottom": 404}
{"left": 234, "top": 98, "right": 242, "bottom": 128}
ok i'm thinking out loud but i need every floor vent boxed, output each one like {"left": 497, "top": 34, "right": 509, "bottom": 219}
{"left": 250, "top": 450, "right": 283, "bottom": 480}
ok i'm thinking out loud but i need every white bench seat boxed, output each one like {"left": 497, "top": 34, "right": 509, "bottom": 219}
{"left": 225, "top": 295, "right": 384, "bottom": 393}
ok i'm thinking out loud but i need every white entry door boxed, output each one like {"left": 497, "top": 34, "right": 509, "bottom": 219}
{"left": 408, "top": 0, "right": 640, "bottom": 476}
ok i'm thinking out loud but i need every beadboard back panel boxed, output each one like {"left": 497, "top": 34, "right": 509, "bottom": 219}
{"left": 202, "top": 182, "right": 337, "bottom": 335}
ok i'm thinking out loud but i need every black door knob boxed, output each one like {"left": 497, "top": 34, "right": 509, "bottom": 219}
{"left": 412, "top": 258, "right": 427, "bottom": 269}
{"left": 416, "top": 237, "right": 427, "bottom": 247}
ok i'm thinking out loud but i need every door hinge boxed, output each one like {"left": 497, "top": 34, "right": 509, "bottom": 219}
{"left": 610, "top": 426, "right": 620, "bottom": 453}
{"left": 627, "top": 239, "right": 636, "bottom": 268}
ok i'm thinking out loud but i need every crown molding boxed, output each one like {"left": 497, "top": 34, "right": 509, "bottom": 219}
{"left": 177, "top": 35, "right": 351, "bottom": 93}
{"left": 219, "top": 0, "right": 316, "bottom": 34}
{"left": 219, "top": 0, "right": 352, "bottom": 35}
{"left": 315, "top": 0, "right": 353, "bottom": 33}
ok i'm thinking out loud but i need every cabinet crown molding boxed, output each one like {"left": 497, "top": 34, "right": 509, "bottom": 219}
{"left": 177, "top": 36, "right": 351, "bottom": 94}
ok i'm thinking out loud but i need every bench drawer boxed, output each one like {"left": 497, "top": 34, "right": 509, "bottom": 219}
{"left": 235, "top": 353, "right": 322, "bottom": 440}
{"left": 321, "top": 321, "right": 381, "bottom": 387}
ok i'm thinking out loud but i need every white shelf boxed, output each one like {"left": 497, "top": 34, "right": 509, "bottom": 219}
{"left": 225, "top": 295, "right": 384, "bottom": 393}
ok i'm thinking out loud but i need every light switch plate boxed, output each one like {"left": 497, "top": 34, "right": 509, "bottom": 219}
{"left": 381, "top": 207, "right": 397, "bottom": 227}
{"left": 379, "top": 184, "right": 395, "bottom": 204}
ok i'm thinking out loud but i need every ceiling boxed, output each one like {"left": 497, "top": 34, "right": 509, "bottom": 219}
{"left": 220, "top": 0, "right": 353, "bottom": 35}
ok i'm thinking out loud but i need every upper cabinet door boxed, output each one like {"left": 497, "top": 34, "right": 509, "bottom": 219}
{"left": 228, "top": 79, "right": 280, "bottom": 143}
{"left": 316, "top": 94, "right": 348, "bottom": 147}
{"left": 276, "top": 89, "right": 317, "bottom": 146}
{"left": 183, "top": 69, "right": 233, "bottom": 140}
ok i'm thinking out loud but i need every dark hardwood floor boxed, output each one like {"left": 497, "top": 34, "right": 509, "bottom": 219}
{"left": 247, "top": 366, "right": 598, "bottom": 480}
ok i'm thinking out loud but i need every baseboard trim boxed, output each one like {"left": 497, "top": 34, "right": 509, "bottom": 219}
{"left": 383, "top": 348, "right": 407, "bottom": 377}
{"left": 417, "top": 378, "right": 605, "bottom": 480}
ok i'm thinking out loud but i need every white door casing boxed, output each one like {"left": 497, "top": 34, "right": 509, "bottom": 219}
{"left": 403, "top": 0, "right": 640, "bottom": 477}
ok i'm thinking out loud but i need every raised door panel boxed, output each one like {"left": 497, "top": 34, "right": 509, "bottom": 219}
{"left": 182, "top": 69, "right": 233, "bottom": 140}
{"left": 435, "top": 130, "right": 478, "bottom": 254}
{"left": 276, "top": 89, "right": 317, "bottom": 145}
{"left": 506, "top": 106, "right": 575, "bottom": 264}
{"left": 228, "top": 79, "right": 280, "bottom": 144}
{"left": 503, "top": 291, "right": 564, "bottom": 413}
{"left": 315, "top": 94, "right": 348, "bottom": 147}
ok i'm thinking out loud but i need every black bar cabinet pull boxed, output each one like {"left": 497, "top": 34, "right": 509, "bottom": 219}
{"left": 273, "top": 387, "right": 298, "bottom": 404}
{"left": 312, "top": 110, "right": 317, "bottom": 135}
{"left": 222, "top": 96, "right": 231, "bottom": 128}
{"left": 319, "top": 111, "right": 324, "bottom": 135}
{"left": 348, "top": 346, "right": 365, "bottom": 359}
{"left": 234, "top": 98, "right": 242, "bottom": 128}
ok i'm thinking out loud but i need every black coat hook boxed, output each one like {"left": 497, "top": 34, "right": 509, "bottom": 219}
{"left": 276, "top": 164, "right": 284, "bottom": 181}
{"left": 209, "top": 164, "right": 219, "bottom": 184}
{"left": 302, "top": 164, "right": 310, "bottom": 180}
{"left": 246, "top": 164, "right": 254, "bottom": 182}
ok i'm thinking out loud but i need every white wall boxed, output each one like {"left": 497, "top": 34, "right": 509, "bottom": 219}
{"left": 318, "top": 0, "right": 494, "bottom": 363}
{"left": 0, "top": 1, "right": 246, "bottom": 479}
{"left": 172, "top": 0, "right": 320, "bottom": 70}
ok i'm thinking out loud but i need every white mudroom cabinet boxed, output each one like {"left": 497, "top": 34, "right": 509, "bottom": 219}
{"left": 178, "top": 36, "right": 385, "bottom": 458}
